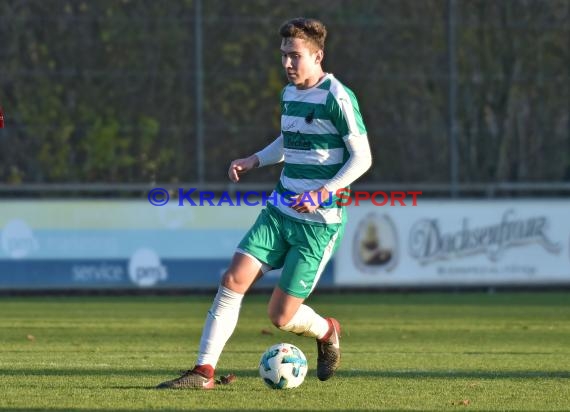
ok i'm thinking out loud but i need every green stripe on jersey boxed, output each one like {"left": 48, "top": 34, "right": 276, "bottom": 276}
{"left": 283, "top": 101, "right": 327, "bottom": 120}
{"left": 283, "top": 163, "right": 343, "bottom": 180}
{"left": 317, "top": 78, "right": 332, "bottom": 91}
{"left": 283, "top": 131, "right": 345, "bottom": 150}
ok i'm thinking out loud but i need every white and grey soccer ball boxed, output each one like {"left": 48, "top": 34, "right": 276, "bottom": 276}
{"left": 259, "top": 343, "right": 308, "bottom": 389}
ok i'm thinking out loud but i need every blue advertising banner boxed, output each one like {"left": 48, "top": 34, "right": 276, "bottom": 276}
{"left": 0, "top": 258, "right": 333, "bottom": 290}
{"left": 0, "top": 201, "right": 334, "bottom": 290}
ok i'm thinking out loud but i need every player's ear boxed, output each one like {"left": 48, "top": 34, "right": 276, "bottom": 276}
{"left": 315, "top": 49, "right": 324, "bottom": 65}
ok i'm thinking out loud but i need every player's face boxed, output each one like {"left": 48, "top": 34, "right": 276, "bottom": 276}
{"left": 281, "top": 37, "right": 323, "bottom": 89}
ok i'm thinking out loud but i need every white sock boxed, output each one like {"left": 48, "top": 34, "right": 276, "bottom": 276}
{"left": 278, "top": 304, "right": 330, "bottom": 339}
{"left": 196, "top": 286, "right": 244, "bottom": 369}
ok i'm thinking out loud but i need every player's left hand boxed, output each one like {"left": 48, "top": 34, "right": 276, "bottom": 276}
{"left": 290, "top": 188, "right": 330, "bottom": 213}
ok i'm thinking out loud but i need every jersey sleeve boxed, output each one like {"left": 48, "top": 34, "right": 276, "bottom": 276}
{"left": 326, "top": 87, "right": 367, "bottom": 141}
{"left": 322, "top": 84, "right": 371, "bottom": 192}
{"left": 255, "top": 134, "right": 284, "bottom": 167}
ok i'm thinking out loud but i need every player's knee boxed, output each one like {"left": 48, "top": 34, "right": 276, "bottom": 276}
{"left": 267, "top": 308, "right": 291, "bottom": 329}
{"left": 221, "top": 269, "right": 248, "bottom": 292}
{"left": 221, "top": 270, "right": 238, "bottom": 289}
{"left": 220, "top": 255, "right": 261, "bottom": 294}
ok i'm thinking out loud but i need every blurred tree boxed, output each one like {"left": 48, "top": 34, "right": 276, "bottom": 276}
{"left": 0, "top": 0, "right": 567, "bottom": 187}
{"left": 458, "top": 0, "right": 569, "bottom": 182}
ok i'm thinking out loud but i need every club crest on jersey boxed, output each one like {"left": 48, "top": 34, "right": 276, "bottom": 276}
{"left": 305, "top": 109, "right": 315, "bottom": 124}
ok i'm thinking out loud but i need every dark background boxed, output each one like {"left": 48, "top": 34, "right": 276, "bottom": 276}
{"left": 1, "top": 0, "right": 568, "bottom": 193}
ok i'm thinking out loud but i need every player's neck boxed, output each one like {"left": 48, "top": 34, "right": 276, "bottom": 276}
{"left": 296, "top": 70, "right": 326, "bottom": 90}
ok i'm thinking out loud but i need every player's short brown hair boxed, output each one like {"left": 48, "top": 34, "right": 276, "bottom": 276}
{"left": 279, "top": 17, "right": 327, "bottom": 52}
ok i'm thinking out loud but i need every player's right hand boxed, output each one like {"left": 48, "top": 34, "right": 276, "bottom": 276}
{"left": 228, "top": 155, "right": 259, "bottom": 183}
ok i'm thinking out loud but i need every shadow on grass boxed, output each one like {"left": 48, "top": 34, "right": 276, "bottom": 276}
{"left": 0, "top": 409, "right": 478, "bottom": 412}
{"left": 336, "top": 369, "right": 570, "bottom": 379}
{"left": 0, "top": 410, "right": 370, "bottom": 412}
{"left": 0, "top": 404, "right": 562, "bottom": 412}
{"left": 1, "top": 368, "right": 568, "bottom": 412}
{"left": 1, "top": 367, "right": 569, "bottom": 380}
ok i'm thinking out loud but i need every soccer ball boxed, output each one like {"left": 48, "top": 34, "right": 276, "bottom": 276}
{"left": 259, "top": 343, "right": 308, "bottom": 389}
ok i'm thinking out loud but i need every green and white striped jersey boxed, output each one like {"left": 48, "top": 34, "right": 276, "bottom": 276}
{"left": 269, "top": 73, "right": 367, "bottom": 225}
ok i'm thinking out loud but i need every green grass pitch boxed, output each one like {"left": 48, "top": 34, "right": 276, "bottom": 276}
{"left": 0, "top": 292, "right": 569, "bottom": 411}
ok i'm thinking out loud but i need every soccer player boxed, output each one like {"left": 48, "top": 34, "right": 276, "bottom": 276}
{"left": 157, "top": 17, "right": 372, "bottom": 389}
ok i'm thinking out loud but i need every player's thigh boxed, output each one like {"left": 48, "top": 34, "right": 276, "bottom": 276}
{"left": 237, "top": 207, "right": 288, "bottom": 269}
{"left": 221, "top": 252, "right": 265, "bottom": 294}
{"left": 277, "top": 222, "right": 342, "bottom": 299}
